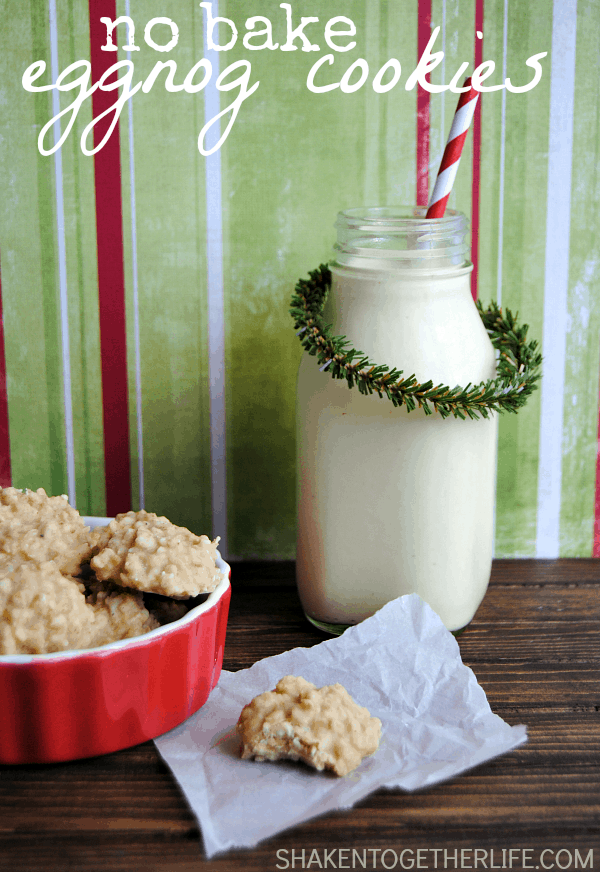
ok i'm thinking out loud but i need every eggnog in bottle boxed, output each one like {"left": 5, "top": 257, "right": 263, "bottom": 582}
{"left": 296, "top": 208, "right": 497, "bottom": 633}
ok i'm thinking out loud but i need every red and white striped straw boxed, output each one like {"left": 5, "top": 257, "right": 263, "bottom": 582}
{"left": 426, "top": 78, "right": 479, "bottom": 219}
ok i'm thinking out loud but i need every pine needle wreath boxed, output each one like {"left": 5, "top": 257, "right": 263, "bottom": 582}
{"left": 290, "top": 264, "right": 542, "bottom": 421}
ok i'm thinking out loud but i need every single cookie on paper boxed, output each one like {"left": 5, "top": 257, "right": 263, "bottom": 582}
{"left": 236, "top": 675, "right": 382, "bottom": 777}
{"left": 89, "top": 510, "right": 222, "bottom": 598}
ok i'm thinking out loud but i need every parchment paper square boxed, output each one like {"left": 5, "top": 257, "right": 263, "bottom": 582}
{"left": 155, "top": 593, "right": 526, "bottom": 857}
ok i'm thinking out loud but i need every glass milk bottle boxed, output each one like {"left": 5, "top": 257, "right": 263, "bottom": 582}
{"left": 296, "top": 207, "right": 498, "bottom": 634}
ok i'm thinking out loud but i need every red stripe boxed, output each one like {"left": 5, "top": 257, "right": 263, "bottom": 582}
{"left": 89, "top": 0, "right": 132, "bottom": 516}
{"left": 471, "top": 1, "right": 485, "bottom": 301}
{"left": 594, "top": 362, "right": 600, "bottom": 556}
{"left": 416, "top": 0, "right": 432, "bottom": 207}
{"left": 0, "top": 251, "right": 12, "bottom": 487}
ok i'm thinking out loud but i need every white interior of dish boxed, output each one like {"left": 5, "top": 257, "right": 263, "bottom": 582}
{"left": 0, "top": 516, "right": 231, "bottom": 664}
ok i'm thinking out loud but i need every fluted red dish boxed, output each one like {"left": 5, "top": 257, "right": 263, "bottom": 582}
{"left": 0, "top": 517, "right": 231, "bottom": 764}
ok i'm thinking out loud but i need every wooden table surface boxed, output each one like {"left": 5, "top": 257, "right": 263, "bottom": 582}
{"left": 1, "top": 559, "right": 599, "bottom": 872}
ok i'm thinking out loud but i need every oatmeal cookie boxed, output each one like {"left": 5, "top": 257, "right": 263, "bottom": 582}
{"left": 0, "top": 560, "right": 97, "bottom": 655}
{"left": 89, "top": 510, "right": 221, "bottom": 597}
{"left": 85, "top": 581, "right": 159, "bottom": 647}
{"left": 0, "top": 487, "right": 92, "bottom": 576}
{"left": 237, "top": 675, "right": 381, "bottom": 777}
{"left": 0, "top": 559, "right": 160, "bottom": 655}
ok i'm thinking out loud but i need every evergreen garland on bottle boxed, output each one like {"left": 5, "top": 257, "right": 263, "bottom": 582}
{"left": 290, "top": 264, "right": 542, "bottom": 421}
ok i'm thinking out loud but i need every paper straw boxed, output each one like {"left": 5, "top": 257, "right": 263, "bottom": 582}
{"left": 426, "top": 78, "right": 479, "bottom": 219}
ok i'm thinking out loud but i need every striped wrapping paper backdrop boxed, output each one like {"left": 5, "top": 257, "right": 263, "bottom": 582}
{"left": 0, "top": 0, "right": 599, "bottom": 560}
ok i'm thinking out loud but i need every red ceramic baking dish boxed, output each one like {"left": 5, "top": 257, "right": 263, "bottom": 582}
{"left": 0, "top": 517, "right": 231, "bottom": 764}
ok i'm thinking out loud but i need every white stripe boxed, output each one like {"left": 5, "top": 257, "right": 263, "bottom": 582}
{"left": 202, "top": 2, "right": 228, "bottom": 557}
{"left": 536, "top": 0, "right": 577, "bottom": 557}
{"left": 125, "top": 0, "right": 145, "bottom": 510}
{"left": 430, "top": 161, "right": 459, "bottom": 204}
{"left": 49, "top": 0, "right": 76, "bottom": 506}
{"left": 496, "top": 0, "right": 508, "bottom": 308}
{"left": 447, "top": 96, "right": 478, "bottom": 142}
{"left": 363, "top": 0, "right": 380, "bottom": 205}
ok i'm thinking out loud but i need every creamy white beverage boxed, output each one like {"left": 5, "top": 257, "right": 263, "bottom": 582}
{"left": 296, "top": 208, "right": 498, "bottom": 633}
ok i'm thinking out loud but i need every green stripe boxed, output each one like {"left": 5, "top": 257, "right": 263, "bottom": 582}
{"left": 363, "top": 0, "right": 383, "bottom": 204}
{"left": 0, "top": 0, "right": 65, "bottom": 496}
{"left": 117, "top": 0, "right": 212, "bottom": 534}
{"left": 492, "top": 0, "right": 552, "bottom": 556}
{"left": 380, "top": 0, "right": 418, "bottom": 205}
{"left": 559, "top": 0, "right": 600, "bottom": 556}
{"left": 33, "top": 1, "right": 67, "bottom": 498}
{"left": 57, "top": 0, "right": 106, "bottom": 515}
{"left": 477, "top": 0, "right": 509, "bottom": 554}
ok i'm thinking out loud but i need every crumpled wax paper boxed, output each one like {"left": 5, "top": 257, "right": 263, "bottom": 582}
{"left": 154, "top": 593, "right": 527, "bottom": 857}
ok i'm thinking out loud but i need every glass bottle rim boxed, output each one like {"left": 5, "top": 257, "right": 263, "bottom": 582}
{"left": 336, "top": 205, "right": 467, "bottom": 232}
{"left": 333, "top": 206, "right": 471, "bottom": 270}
